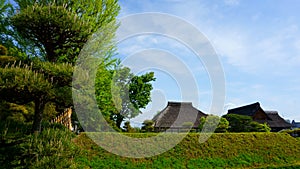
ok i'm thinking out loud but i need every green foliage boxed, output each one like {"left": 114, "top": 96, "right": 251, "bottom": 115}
{"left": 216, "top": 117, "right": 229, "bottom": 133}
{"left": 2, "top": 124, "right": 300, "bottom": 168}
{"left": 0, "top": 119, "right": 32, "bottom": 140}
{"left": 0, "top": 55, "right": 17, "bottom": 67}
{"left": 223, "top": 114, "right": 271, "bottom": 132}
{"left": 0, "top": 101, "right": 34, "bottom": 122}
{"left": 95, "top": 66, "right": 156, "bottom": 129}
{"left": 0, "top": 63, "right": 52, "bottom": 133}
{"left": 0, "top": 0, "right": 12, "bottom": 42}
{"left": 129, "top": 72, "right": 156, "bottom": 110}
{"left": 11, "top": 4, "right": 90, "bottom": 63}
{"left": 14, "top": 0, "right": 120, "bottom": 34}
{"left": 199, "top": 115, "right": 229, "bottom": 133}
{"left": 110, "top": 67, "right": 134, "bottom": 128}
{"left": 0, "top": 0, "right": 33, "bottom": 60}
{"left": 123, "top": 121, "right": 135, "bottom": 133}
{"left": 110, "top": 70, "right": 155, "bottom": 128}
{"left": 5, "top": 46, "right": 28, "bottom": 60}
{"left": 198, "top": 116, "right": 206, "bottom": 131}
{"left": 0, "top": 60, "right": 73, "bottom": 104}
{"left": 141, "top": 120, "right": 154, "bottom": 132}
{"left": 249, "top": 121, "right": 271, "bottom": 132}
{"left": 12, "top": 0, "right": 120, "bottom": 62}
{"left": 134, "top": 127, "right": 141, "bottom": 133}
{"left": 0, "top": 60, "right": 73, "bottom": 132}
{"left": 0, "top": 62, "right": 53, "bottom": 103}
{"left": 20, "top": 128, "right": 78, "bottom": 168}
{"left": 2, "top": 0, "right": 120, "bottom": 133}
{"left": 42, "top": 102, "right": 59, "bottom": 121}
{"left": 0, "top": 122, "right": 80, "bottom": 168}
{"left": 280, "top": 128, "right": 300, "bottom": 137}
{"left": 0, "top": 44, "right": 7, "bottom": 55}
{"left": 223, "top": 114, "right": 252, "bottom": 132}
{"left": 0, "top": 0, "right": 11, "bottom": 19}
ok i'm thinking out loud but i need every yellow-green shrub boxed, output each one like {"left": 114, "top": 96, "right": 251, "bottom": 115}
{"left": 0, "top": 45, "right": 8, "bottom": 56}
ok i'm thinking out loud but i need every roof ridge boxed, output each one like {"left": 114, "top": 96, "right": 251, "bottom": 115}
{"left": 167, "top": 101, "right": 193, "bottom": 106}
{"left": 265, "top": 111, "right": 278, "bottom": 114}
{"left": 228, "top": 102, "right": 260, "bottom": 111}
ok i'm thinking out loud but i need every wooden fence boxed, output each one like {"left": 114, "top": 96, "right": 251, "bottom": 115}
{"left": 51, "top": 107, "right": 73, "bottom": 131}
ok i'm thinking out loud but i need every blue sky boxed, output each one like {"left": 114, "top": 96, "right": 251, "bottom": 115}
{"left": 116, "top": 0, "right": 300, "bottom": 124}
{"left": 9, "top": 0, "right": 299, "bottom": 124}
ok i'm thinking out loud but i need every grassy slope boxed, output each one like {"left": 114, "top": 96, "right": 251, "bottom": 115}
{"left": 74, "top": 133, "right": 300, "bottom": 169}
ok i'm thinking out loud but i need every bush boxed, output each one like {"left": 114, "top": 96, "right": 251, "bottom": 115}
{"left": 141, "top": 120, "right": 154, "bottom": 132}
{"left": 20, "top": 128, "right": 78, "bottom": 168}
{"left": 222, "top": 114, "right": 271, "bottom": 132}
{"left": 0, "top": 55, "right": 17, "bottom": 67}
{"left": 0, "top": 45, "right": 8, "bottom": 56}
{"left": 0, "top": 125, "right": 80, "bottom": 168}
{"left": 199, "top": 116, "right": 229, "bottom": 133}
{"left": 249, "top": 122, "right": 271, "bottom": 132}
{"left": 280, "top": 128, "right": 300, "bottom": 137}
{"left": 123, "top": 121, "right": 135, "bottom": 133}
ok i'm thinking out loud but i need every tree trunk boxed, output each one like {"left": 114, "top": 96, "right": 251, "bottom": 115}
{"left": 32, "top": 98, "right": 46, "bottom": 133}
{"left": 115, "top": 114, "right": 124, "bottom": 129}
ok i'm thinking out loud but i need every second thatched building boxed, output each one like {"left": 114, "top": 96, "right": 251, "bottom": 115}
{"left": 152, "top": 101, "right": 207, "bottom": 132}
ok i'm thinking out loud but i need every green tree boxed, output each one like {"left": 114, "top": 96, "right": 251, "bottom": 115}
{"left": 0, "top": 0, "right": 120, "bottom": 133}
{"left": 198, "top": 116, "right": 206, "bottom": 131}
{"left": 222, "top": 114, "right": 252, "bottom": 132}
{"left": 95, "top": 65, "right": 156, "bottom": 129}
{"left": 216, "top": 117, "right": 229, "bottom": 133}
{"left": 198, "top": 115, "right": 229, "bottom": 133}
{"left": 0, "top": 0, "right": 12, "bottom": 43}
{"left": 111, "top": 68, "right": 156, "bottom": 128}
{"left": 0, "top": 0, "right": 31, "bottom": 59}
{"left": 0, "top": 61, "right": 73, "bottom": 133}
{"left": 14, "top": 0, "right": 120, "bottom": 32}
{"left": 141, "top": 120, "right": 154, "bottom": 132}
{"left": 222, "top": 114, "right": 270, "bottom": 132}
{"left": 123, "top": 121, "right": 135, "bottom": 133}
{"left": 11, "top": 4, "right": 91, "bottom": 63}
{"left": 129, "top": 72, "right": 156, "bottom": 110}
{"left": 11, "top": 0, "right": 120, "bottom": 62}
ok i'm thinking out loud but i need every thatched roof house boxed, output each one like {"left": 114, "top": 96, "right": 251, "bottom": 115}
{"left": 228, "top": 102, "right": 291, "bottom": 132}
{"left": 152, "top": 101, "right": 207, "bottom": 132}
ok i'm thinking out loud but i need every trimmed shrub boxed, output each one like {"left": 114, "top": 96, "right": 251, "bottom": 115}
{"left": 0, "top": 55, "right": 17, "bottom": 67}
{"left": 0, "top": 45, "right": 8, "bottom": 56}
{"left": 281, "top": 128, "right": 300, "bottom": 137}
{"left": 141, "top": 120, "right": 154, "bottom": 132}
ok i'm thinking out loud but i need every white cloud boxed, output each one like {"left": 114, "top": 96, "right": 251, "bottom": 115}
{"left": 208, "top": 23, "right": 300, "bottom": 76}
{"left": 117, "top": 0, "right": 300, "bottom": 121}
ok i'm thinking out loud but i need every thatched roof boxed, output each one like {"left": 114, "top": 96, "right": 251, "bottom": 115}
{"left": 265, "top": 111, "right": 292, "bottom": 128}
{"left": 228, "top": 102, "right": 291, "bottom": 131}
{"left": 153, "top": 101, "right": 207, "bottom": 128}
{"left": 228, "top": 102, "right": 264, "bottom": 116}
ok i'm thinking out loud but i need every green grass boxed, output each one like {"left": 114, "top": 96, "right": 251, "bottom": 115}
{"left": 73, "top": 132, "right": 300, "bottom": 169}
{"left": 1, "top": 121, "right": 300, "bottom": 169}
